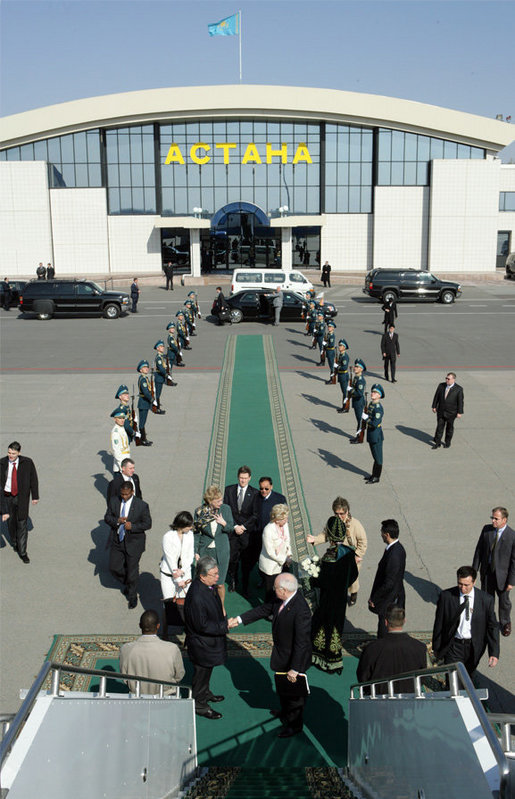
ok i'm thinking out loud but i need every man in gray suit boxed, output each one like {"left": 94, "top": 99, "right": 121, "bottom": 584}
{"left": 473, "top": 506, "right": 515, "bottom": 638}
{"left": 119, "top": 609, "right": 184, "bottom": 694}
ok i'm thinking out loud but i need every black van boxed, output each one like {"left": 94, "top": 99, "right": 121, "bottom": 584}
{"left": 19, "top": 279, "right": 131, "bottom": 319}
{"left": 363, "top": 269, "right": 462, "bottom": 304}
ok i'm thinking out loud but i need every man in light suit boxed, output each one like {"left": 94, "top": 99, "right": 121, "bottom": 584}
{"left": 380, "top": 324, "right": 400, "bottom": 382}
{"left": 432, "top": 565, "right": 499, "bottom": 675}
{"left": 119, "top": 609, "right": 184, "bottom": 694}
{"left": 473, "top": 507, "right": 515, "bottom": 638}
{"left": 107, "top": 458, "right": 142, "bottom": 504}
{"left": 104, "top": 481, "right": 152, "bottom": 609}
{"left": 368, "top": 519, "right": 406, "bottom": 638}
{"left": 1, "top": 441, "right": 39, "bottom": 563}
{"left": 223, "top": 465, "right": 260, "bottom": 593}
{"left": 431, "top": 371, "right": 464, "bottom": 449}
{"left": 231, "top": 573, "right": 312, "bottom": 738}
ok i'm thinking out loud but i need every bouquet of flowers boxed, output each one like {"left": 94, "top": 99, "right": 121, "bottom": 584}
{"left": 300, "top": 555, "right": 321, "bottom": 578}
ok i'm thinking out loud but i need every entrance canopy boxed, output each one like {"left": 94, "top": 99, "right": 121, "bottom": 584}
{"left": 212, "top": 202, "right": 269, "bottom": 229}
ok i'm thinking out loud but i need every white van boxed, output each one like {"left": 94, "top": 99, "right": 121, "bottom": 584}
{"left": 230, "top": 268, "right": 314, "bottom": 295}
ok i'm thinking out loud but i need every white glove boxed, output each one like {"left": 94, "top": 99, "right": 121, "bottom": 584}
{"left": 361, "top": 412, "right": 369, "bottom": 420}
{"left": 153, "top": 400, "right": 158, "bottom": 407}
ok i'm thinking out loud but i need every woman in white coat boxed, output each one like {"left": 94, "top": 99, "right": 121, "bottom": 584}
{"left": 160, "top": 511, "right": 195, "bottom": 627}
{"left": 259, "top": 504, "right": 292, "bottom": 601}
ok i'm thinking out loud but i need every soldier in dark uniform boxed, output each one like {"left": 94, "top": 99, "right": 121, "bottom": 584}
{"left": 153, "top": 341, "right": 169, "bottom": 410}
{"left": 166, "top": 321, "right": 184, "bottom": 370}
{"left": 336, "top": 339, "right": 350, "bottom": 413}
{"left": 183, "top": 302, "right": 195, "bottom": 337}
{"left": 365, "top": 383, "right": 385, "bottom": 484}
{"left": 113, "top": 385, "right": 138, "bottom": 444}
{"left": 324, "top": 321, "right": 337, "bottom": 384}
{"left": 137, "top": 360, "right": 153, "bottom": 446}
{"left": 306, "top": 301, "right": 317, "bottom": 339}
{"left": 187, "top": 291, "right": 201, "bottom": 322}
{"left": 349, "top": 359, "right": 367, "bottom": 444}
{"left": 314, "top": 312, "right": 327, "bottom": 365}
{"left": 175, "top": 311, "right": 191, "bottom": 351}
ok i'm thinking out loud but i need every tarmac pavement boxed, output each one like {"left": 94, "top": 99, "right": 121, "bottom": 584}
{"left": 1, "top": 282, "right": 514, "bottom": 714}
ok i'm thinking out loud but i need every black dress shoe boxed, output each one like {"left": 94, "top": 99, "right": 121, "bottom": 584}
{"left": 20, "top": 554, "right": 30, "bottom": 564}
{"left": 128, "top": 597, "right": 138, "bottom": 609}
{"left": 227, "top": 581, "right": 236, "bottom": 593}
{"left": 442, "top": 443, "right": 450, "bottom": 448}
{"left": 170, "top": 381, "right": 178, "bottom": 386}
{"left": 348, "top": 593, "right": 358, "bottom": 606}
{"left": 431, "top": 443, "right": 441, "bottom": 450}
{"left": 349, "top": 437, "right": 359, "bottom": 444}
{"left": 208, "top": 694, "right": 225, "bottom": 703}
{"left": 325, "top": 379, "right": 332, "bottom": 385}
{"left": 337, "top": 407, "right": 344, "bottom": 413}
{"left": 177, "top": 363, "right": 185, "bottom": 367}
{"left": 141, "top": 440, "right": 153, "bottom": 446}
{"left": 392, "top": 379, "right": 397, "bottom": 383}
{"left": 195, "top": 707, "right": 222, "bottom": 720}
{"left": 277, "top": 726, "right": 301, "bottom": 738}
{"left": 365, "top": 477, "right": 380, "bottom": 484}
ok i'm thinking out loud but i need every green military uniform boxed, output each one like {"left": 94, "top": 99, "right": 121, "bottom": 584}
{"left": 365, "top": 383, "right": 385, "bottom": 484}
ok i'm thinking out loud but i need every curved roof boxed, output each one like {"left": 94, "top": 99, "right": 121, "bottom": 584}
{"left": 1, "top": 85, "right": 513, "bottom": 152}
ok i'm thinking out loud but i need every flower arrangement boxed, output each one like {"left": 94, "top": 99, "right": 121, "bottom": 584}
{"left": 301, "top": 555, "right": 321, "bottom": 578}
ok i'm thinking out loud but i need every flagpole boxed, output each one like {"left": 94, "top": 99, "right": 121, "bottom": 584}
{"left": 239, "top": 9, "right": 242, "bottom": 83}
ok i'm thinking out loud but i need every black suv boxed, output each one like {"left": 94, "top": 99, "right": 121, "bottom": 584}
{"left": 19, "top": 279, "right": 130, "bottom": 319}
{"left": 363, "top": 269, "right": 462, "bottom": 304}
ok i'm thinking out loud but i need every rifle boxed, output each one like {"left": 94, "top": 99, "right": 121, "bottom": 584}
{"left": 343, "top": 366, "right": 353, "bottom": 412}
{"left": 358, "top": 392, "right": 368, "bottom": 444}
{"left": 150, "top": 368, "right": 159, "bottom": 414}
{"left": 131, "top": 387, "right": 143, "bottom": 446}
{"left": 165, "top": 354, "right": 174, "bottom": 386}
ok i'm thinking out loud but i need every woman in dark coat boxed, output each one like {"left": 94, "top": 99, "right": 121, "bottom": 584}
{"left": 310, "top": 515, "right": 358, "bottom": 674}
{"left": 193, "top": 484, "right": 234, "bottom": 611}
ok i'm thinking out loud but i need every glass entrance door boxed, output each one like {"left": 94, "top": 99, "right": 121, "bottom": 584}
{"left": 203, "top": 210, "right": 281, "bottom": 270}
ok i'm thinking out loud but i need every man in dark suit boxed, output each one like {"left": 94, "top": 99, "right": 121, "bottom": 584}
{"left": 242, "top": 475, "right": 287, "bottom": 595}
{"left": 104, "top": 481, "right": 152, "bottom": 609}
{"left": 357, "top": 605, "right": 427, "bottom": 693}
{"left": 184, "top": 556, "right": 230, "bottom": 719}
{"left": 432, "top": 565, "right": 499, "bottom": 676}
{"left": 1, "top": 441, "right": 39, "bottom": 563}
{"left": 472, "top": 506, "right": 515, "bottom": 638}
{"left": 431, "top": 371, "right": 464, "bottom": 449}
{"left": 107, "top": 458, "right": 142, "bottom": 504}
{"left": 368, "top": 519, "right": 406, "bottom": 638}
{"left": 223, "top": 465, "right": 260, "bottom": 593}
{"left": 381, "top": 298, "right": 398, "bottom": 332}
{"left": 231, "top": 573, "right": 312, "bottom": 738}
{"left": 380, "top": 324, "right": 400, "bottom": 382}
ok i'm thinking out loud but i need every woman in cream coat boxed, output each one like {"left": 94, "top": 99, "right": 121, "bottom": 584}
{"left": 307, "top": 496, "right": 367, "bottom": 605}
{"left": 259, "top": 504, "right": 292, "bottom": 601}
{"left": 160, "top": 511, "right": 195, "bottom": 623}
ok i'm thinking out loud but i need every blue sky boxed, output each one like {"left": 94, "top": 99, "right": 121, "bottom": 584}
{"left": 1, "top": 0, "right": 514, "bottom": 159}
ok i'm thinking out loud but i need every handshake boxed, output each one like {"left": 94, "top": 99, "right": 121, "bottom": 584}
{"left": 227, "top": 617, "right": 240, "bottom": 629}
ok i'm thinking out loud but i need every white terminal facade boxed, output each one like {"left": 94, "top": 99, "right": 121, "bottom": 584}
{"left": 1, "top": 85, "right": 514, "bottom": 277}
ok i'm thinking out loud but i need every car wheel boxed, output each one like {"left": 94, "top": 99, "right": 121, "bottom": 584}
{"left": 440, "top": 290, "right": 455, "bottom": 304}
{"left": 34, "top": 300, "right": 54, "bottom": 320}
{"left": 230, "top": 308, "right": 243, "bottom": 324}
{"left": 382, "top": 290, "right": 398, "bottom": 304}
{"left": 104, "top": 303, "right": 120, "bottom": 319}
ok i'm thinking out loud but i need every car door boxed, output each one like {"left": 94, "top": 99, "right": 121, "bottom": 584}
{"left": 75, "top": 282, "right": 102, "bottom": 313}
{"left": 398, "top": 271, "right": 418, "bottom": 299}
{"left": 281, "top": 291, "right": 303, "bottom": 321}
{"left": 52, "top": 282, "right": 76, "bottom": 312}
{"left": 237, "top": 291, "right": 261, "bottom": 319}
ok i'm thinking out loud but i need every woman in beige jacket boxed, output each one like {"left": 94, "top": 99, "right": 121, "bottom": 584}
{"left": 259, "top": 504, "right": 292, "bottom": 601}
{"left": 307, "top": 496, "right": 367, "bottom": 605}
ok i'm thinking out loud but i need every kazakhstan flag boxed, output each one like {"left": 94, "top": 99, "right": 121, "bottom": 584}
{"left": 208, "top": 12, "right": 239, "bottom": 36}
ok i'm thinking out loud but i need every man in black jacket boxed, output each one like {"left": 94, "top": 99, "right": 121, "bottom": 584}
{"left": 184, "top": 557, "right": 229, "bottom": 719}
{"left": 104, "top": 482, "right": 152, "bottom": 609}
{"left": 1, "top": 441, "right": 39, "bottom": 563}
{"left": 223, "top": 465, "right": 260, "bottom": 593}
{"left": 368, "top": 519, "right": 406, "bottom": 638}
{"left": 107, "top": 458, "right": 142, "bottom": 504}
{"left": 431, "top": 371, "right": 464, "bottom": 449}
{"left": 472, "top": 507, "right": 515, "bottom": 637}
{"left": 380, "top": 324, "right": 400, "bottom": 382}
{"left": 231, "top": 573, "right": 312, "bottom": 738}
{"left": 432, "top": 566, "right": 499, "bottom": 675}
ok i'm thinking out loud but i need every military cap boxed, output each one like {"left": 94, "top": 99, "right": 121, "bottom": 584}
{"left": 338, "top": 339, "right": 349, "bottom": 349}
{"left": 154, "top": 340, "right": 165, "bottom": 350}
{"left": 327, "top": 320, "right": 336, "bottom": 328}
{"left": 175, "top": 310, "right": 185, "bottom": 318}
{"left": 187, "top": 291, "right": 196, "bottom": 298}
{"left": 371, "top": 383, "right": 385, "bottom": 398}
{"left": 137, "top": 359, "right": 149, "bottom": 371}
{"left": 115, "top": 384, "right": 129, "bottom": 399}
{"left": 110, "top": 408, "right": 126, "bottom": 419}
{"left": 354, "top": 358, "right": 366, "bottom": 371}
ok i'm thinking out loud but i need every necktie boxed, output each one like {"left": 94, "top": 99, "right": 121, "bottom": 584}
{"left": 237, "top": 487, "right": 243, "bottom": 511}
{"left": 444, "top": 385, "right": 451, "bottom": 399}
{"left": 11, "top": 464, "right": 18, "bottom": 496}
{"left": 278, "top": 602, "right": 285, "bottom": 614}
{"left": 490, "top": 533, "right": 499, "bottom": 571}
{"left": 463, "top": 595, "right": 470, "bottom": 621}
{"left": 118, "top": 501, "right": 127, "bottom": 541}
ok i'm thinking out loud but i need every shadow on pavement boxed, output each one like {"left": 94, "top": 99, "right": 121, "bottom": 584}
{"left": 396, "top": 425, "right": 433, "bottom": 444}
{"left": 301, "top": 393, "right": 336, "bottom": 408}
{"left": 314, "top": 448, "right": 369, "bottom": 477}
{"left": 404, "top": 570, "right": 440, "bottom": 605}
{"left": 309, "top": 418, "right": 349, "bottom": 437}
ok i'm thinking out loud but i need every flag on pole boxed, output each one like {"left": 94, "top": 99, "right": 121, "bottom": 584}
{"left": 208, "top": 12, "right": 239, "bottom": 36}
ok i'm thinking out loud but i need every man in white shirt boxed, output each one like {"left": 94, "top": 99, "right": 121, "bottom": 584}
{"left": 473, "top": 506, "right": 515, "bottom": 637}
{"left": 1, "top": 441, "right": 39, "bottom": 563}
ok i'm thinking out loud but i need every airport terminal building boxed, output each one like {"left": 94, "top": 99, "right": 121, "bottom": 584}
{"left": 1, "top": 85, "right": 514, "bottom": 277}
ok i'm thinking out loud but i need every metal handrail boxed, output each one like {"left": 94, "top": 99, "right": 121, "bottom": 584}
{"left": 0, "top": 660, "right": 192, "bottom": 773}
{"left": 487, "top": 714, "right": 515, "bottom": 755}
{"left": 350, "top": 661, "right": 511, "bottom": 799}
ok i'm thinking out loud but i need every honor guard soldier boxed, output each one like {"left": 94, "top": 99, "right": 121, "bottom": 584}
{"left": 336, "top": 339, "right": 350, "bottom": 413}
{"left": 110, "top": 409, "right": 131, "bottom": 472}
{"left": 314, "top": 312, "right": 327, "bottom": 365}
{"left": 137, "top": 360, "right": 153, "bottom": 446}
{"left": 166, "top": 321, "right": 184, "bottom": 369}
{"left": 175, "top": 311, "right": 191, "bottom": 351}
{"left": 114, "top": 385, "right": 139, "bottom": 444}
{"left": 153, "top": 341, "right": 170, "bottom": 409}
{"left": 183, "top": 302, "right": 195, "bottom": 337}
{"left": 349, "top": 359, "right": 367, "bottom": 444}
{"left": 324, "top": 321, "right": 337, "bottom": 384}
{"left": 187, "top": 290, "right": 201, "bottom": 320}
{"left": 306, "top": 301, "right": 317, "bottom": 339}
{"left": 364, "top": 384, "right": 385, "bottom": 484}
